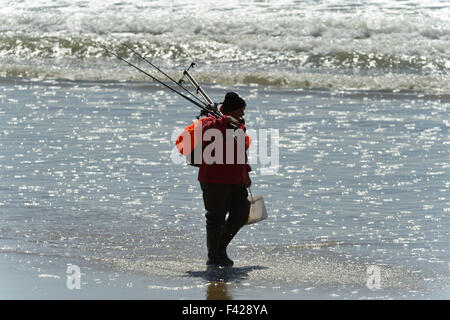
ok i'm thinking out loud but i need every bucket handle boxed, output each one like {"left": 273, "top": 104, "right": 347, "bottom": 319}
{"left": 248, "top": 187, "right": 254, "bottom": 203}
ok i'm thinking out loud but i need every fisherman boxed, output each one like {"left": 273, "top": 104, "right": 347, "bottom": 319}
{"left": 198, "top": 92, "right": 252, "bottom": 267}
{"left": 103, "top": 47, "right": 253, "bottom": 267}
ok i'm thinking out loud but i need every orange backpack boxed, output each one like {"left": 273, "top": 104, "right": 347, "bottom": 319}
{"left": 175, "top": 118, "right": 207, "bottom": 166}
{"left": 175, "top": 118, "right": 252, "bottom": 166}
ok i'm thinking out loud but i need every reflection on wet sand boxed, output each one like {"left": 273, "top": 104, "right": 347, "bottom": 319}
{"left": 186, "top": 265, "right": 268, "bottom": 300}
{"left": 206, "top": 281, "right": 232, "bottom": 300}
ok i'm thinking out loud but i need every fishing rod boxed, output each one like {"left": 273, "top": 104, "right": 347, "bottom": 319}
{"left": 124, "top": 45, "right": 224, "bottom": 120}
{"left": 123, "top": 44, "right": 208, "bottom": 107}
{"left": 101, "top": 45, "right": 220, "bottom": 118}
{"left": 177, "top": 62, "right": 225, "bottom": 119}
{"left": 180, "top": 65, "right": 214, "bottom": 105}
{"left": 102, "top": 45, "right": 241, "bottom": 129}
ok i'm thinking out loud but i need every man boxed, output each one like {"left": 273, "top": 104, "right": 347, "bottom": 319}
{"left": 198, "top": 92, "right": 252, "bottom": 267}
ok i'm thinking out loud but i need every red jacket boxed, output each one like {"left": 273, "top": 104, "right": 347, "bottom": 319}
{"left": 198, "top": 115, "right": 251, "bottom": 184}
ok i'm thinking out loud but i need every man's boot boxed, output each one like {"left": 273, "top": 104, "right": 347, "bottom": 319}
{"left": 218, "top": 246, "right": 234, "bottom": 267}
{"left": 217, "top": 224, "right": 240, "bottom": 267}
{"left": 206, "top": 224, "right": 221, "bottom": 266}
{"left": 217, "top": 201, "right": 250, "bottom": 267}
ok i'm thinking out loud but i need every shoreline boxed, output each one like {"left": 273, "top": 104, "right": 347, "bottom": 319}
{"left": 1, "top": 76, "right": 449, "bottom": 101}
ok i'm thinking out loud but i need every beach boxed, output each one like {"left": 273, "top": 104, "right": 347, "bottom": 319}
{"left": 0, "top": 0, "right": 449, "bottom": 300}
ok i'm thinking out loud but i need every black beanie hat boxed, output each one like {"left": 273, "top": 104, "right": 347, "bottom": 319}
{"left": 221, "top": 92, "right": 246, "bottom": 113}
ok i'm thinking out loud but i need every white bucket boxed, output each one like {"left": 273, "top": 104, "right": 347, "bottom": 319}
{"left": 246, "top": 194, "right": 268, "bottom": 225}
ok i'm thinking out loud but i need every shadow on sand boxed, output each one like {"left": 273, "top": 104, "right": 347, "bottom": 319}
{"left": 185, "top": 265, "right": 268, "bottom": 300}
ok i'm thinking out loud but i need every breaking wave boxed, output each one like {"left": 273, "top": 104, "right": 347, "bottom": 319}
{"left": 0, "top": 0, "right": 449, "bottom": 93}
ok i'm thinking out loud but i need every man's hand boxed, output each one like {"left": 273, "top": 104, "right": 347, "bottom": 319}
{"left": 227, "top": 115, "right": 240, "bottom": 126}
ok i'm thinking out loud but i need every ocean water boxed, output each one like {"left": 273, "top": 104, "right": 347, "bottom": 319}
{"left": 1, "top": 0, "right": 449, "bottom": 92}
{"left": 0, "top": 0, "right": 449, "bottom": 299}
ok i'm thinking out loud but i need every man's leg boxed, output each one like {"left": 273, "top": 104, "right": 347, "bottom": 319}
{"left": 200, "top": 183, "right": 231, "bottom": 266}
{"left": 218, "top": 184, "right": 251, "bottom": 266}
